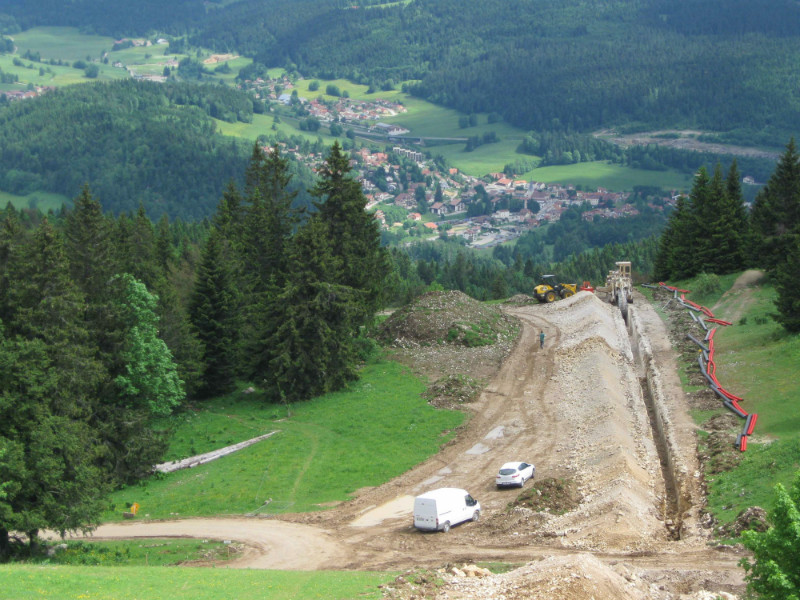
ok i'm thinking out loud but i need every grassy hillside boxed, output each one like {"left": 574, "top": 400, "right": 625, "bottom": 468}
{"left": 647, "top": 273, "right": 800, "bottom": 528}
{"left": 104, "top": 359, "right": 463, "bottom": 520}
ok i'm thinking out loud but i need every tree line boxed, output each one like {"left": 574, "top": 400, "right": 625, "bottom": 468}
{"left": 654, "top": 139, "right": 800, "bottom": 331}
{"left": 0, "top": 141, "right": 388, "bottom": 557}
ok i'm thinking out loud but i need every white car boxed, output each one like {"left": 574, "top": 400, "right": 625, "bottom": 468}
{"left": 495, "top": 461, "right": 535, "bottom": 488}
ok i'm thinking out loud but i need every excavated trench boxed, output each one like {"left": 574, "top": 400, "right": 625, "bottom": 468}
{"left": 627, "top": 304, "right": 691, "bottom": 540}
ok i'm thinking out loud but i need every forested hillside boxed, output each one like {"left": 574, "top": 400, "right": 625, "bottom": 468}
{"left": 3, "top": 0, "right": 799, "bottom": 145}
{"left": 193, "top": 0, "right": 800, "bottom": 144}
{"left": 0, "top": 0, "right": 208, "bottom": 37}
{"left": 0, "top": 79, "right": 313, "bottom": 219}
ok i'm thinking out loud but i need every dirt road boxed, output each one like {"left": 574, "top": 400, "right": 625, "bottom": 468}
{"left": 78, "top": 293, "right": 748, "bottom": 598}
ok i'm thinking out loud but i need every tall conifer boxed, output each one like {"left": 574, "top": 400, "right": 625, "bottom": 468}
{"left": 751, "top": 138, "right": 800, "bottom": 269}
{"left": 312, "top": 142, "right": 389, "bottom": 320}
{"left": 189, "top": 228, "right": 238, "bottom": 397}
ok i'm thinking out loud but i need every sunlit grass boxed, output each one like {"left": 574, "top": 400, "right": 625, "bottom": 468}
{"left": 12, "top": 27, "right": 115, "bottom": 61}
{"left": 105, "top": 360, "right": 463, "bottom": 520}
{"left": 523, "top": 161, "right": 692, "bottom": 191}
{"left": 0, "top": 565, "right": 394, "bottom": 600}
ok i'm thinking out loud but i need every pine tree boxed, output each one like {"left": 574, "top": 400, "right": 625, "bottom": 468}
{"left": 189, "top": 228, "right": 238, "bottom": 397}
{"left": 0, "top": 205, "right": 24, "bottom": 326}
{"left": 312, "top": 142, "right": 389, "bottom": 320}
{"left": 773, "top": 235, "right": 800, "bottom": 332}
{"left": 265, "top": 216, "right": 363, "bottom": 402}
{"left": 116, "top": 205, "right": 162, "bottom": 291}
{"left": 0, "top": 219, "right": 107, "bottom": 553}
{"left": 63, "top": 184, "right": 116, "bottom": 296}
{"left": 751, "top": 138, "right": 800, "bottom": 270}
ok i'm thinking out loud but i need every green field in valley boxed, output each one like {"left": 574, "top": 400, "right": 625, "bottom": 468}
{"left": 524, "top": 161, "right": 692, "bottom": 191}
{"left": 0, "top": 189, "right": 69, "bottom": 213}
{"left": 2, "top": 27, "right": 696, "bottom": 196}
{"left": 12, "top": 27, "right": 114, "bottom": 61}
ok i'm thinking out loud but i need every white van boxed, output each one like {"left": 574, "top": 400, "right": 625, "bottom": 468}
{"left": 413, "top": 488, "right": 481, "bottom": 532}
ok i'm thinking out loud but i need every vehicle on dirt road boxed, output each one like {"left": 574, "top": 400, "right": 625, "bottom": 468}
{"left": 495, "top": 462, "right": 535, "bottom": 487}
{"left": 533, "top": 275, "right": 578, "bottom": 303}
{"left": 413, "top": 488, "right": 481, "bottom": 532}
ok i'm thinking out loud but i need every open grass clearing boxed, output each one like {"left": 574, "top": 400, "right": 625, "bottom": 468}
{"left": 105, "top": 359, "right": 463, "bottom": 520}
{"left": 431, "top": 138, "right": 525, "bottom": 177}
{"left": 11, "top": 27, "right": 114, "bottom": 62}
{"left": 215, "top": 112, "right": 343, "bottom": 148}
{"left": 0, "top": 565, "right": 393, "bottom": 600}
{"left": 0, "top": 190, "right": 69, "bottom": 213}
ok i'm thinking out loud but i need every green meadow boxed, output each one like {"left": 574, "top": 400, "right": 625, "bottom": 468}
{"left": 34, "top": 539, "right": 238, "bottom": 567}
{"left": 214, "top": 112, "right": 342, "bottom": 148}
{"left": 12, "top": 27, "right": 114, "bottom": 62}
{"left": 0, "top": 565, "right": 393, "bottom": 600}
{"left": 0, "top": 190, "right": 69, "bottom": 213}
{"left": 104, "top": 359, "right": 463, "bottom": 520}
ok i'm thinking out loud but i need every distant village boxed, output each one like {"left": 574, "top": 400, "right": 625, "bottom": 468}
{"left": 265, "top": 138, "right": 677, "bottom": 249}
{"left": 1, "top": 66, "right": 678, "bottom": 245}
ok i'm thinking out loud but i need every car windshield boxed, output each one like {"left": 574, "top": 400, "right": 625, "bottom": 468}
{"left": 499, "top": 468, "right": 517, "bottom": 475}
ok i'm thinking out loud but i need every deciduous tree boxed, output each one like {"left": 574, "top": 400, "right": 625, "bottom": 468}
{"left": 741, "top": 471, "right": 800, "bottom": 600}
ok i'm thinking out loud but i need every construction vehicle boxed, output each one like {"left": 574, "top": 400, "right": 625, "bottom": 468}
{"left": 597, "top": 261, "right": 634, "bottom": 321}
{"left": 533, "top": 275, "right": 578, "bottom": 303}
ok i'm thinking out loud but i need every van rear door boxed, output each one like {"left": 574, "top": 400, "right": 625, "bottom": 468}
{"left": 413, "top": 497, "right": 438, "bottom": 530}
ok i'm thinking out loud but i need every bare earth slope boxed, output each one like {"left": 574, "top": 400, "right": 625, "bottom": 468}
{"left": 78, "top": 292, "right": 747, "bottom": 599}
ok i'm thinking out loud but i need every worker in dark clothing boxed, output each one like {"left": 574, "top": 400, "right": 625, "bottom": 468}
{"left": 539, "top": 330, "right": 545, "bottom": 349}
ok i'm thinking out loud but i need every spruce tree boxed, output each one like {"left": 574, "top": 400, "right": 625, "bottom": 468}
{"left": 312, "top": 142, "right": 389, "bottom": 320}
{"left": 64, "top": 184, "right": 116, "bottom": 295}
{"left": 0, "top": 206, "right": 24, "bottom": 326}
{"left": 189, "top": 228, "right": 238, "bottom": 397}
{"left": 751, "top": 138, "right": 800, "bottom": 269}
{"left": 266, "top": 216, "right": 363, "bottom": 402}
{"left": 773, "top": 235, "right": 800, "bottom": 332}
{"left": 0, "top": 219, "right": 107, "bottom": 552}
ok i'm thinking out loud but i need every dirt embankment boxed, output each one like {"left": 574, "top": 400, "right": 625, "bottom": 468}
{"left": 73, "top": 291, "right": 747, "bottom": 599}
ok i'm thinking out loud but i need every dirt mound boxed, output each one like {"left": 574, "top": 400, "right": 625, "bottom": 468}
{"left": 723, "top": 506, "right": 768, "bottom": 537}
{"left": 423, "top": 374, "right": 484, "bottom": 409}
{"left": 379, "top": 290, "right": 518, "bottom": 348}
{"left": 514, "top": 477, "right": 582, "bottom": 514}
{"left": 441, "top": 553, "right": 654, "bottom": 600}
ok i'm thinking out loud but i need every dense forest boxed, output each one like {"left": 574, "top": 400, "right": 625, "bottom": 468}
{"left": 0, "top": 79, "right": 315, "bottom": 219}
{"left": 2, "top": 0, "right": 800, "bottom": 145}
{"left": 655, "top": 141, "right": 800, "bottom": 331}
{"left": 0, "top": 141, "right": 389, "bottom": 554}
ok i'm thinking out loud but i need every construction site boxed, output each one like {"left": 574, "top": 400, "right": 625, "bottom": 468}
{"left": 72, "top": 271, "right": 753, "bottom": 599}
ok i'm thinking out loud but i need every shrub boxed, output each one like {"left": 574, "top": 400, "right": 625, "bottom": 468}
{"left": 695, "top": 272, "right": 721, "bottom": 296}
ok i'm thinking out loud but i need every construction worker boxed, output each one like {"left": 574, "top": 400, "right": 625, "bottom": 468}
{"left": 539, "top": 330, "right": 545, "bottom": 349}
